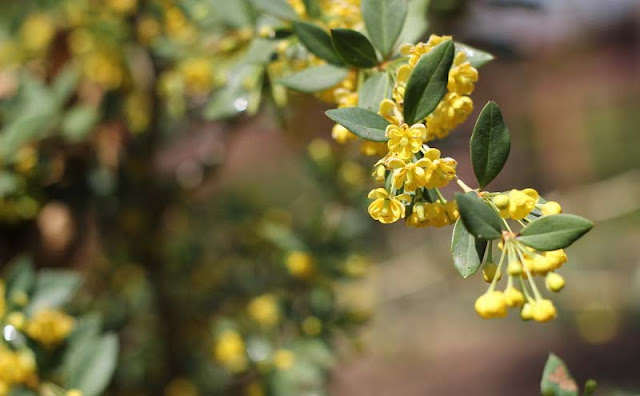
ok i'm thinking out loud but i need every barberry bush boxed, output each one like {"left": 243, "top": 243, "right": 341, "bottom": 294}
{"left": 0, "top": 0, "right": 599, "bottom": 395}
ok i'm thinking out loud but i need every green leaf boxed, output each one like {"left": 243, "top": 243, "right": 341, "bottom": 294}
{"left": 362, "top": 0, "right": 408, "bottom": 57}
{"left": 250, "top": 0, "right": 298, "bottom": 20}
{"left": 518, "top": 214, "right": 593, "bottom": 251}
{"left": 403, "top": 40, "right": 455, "bottom": 124}
{"left": 62, "top": 105, "right": 100, "bottom": 142}
{"left": 455, "top": 192, "right": 502, "bottom": 240}
{"left": 66, "top": 333, "right": 119, "bottom": 396}
{"left": 470, "top": 101, "right": 510, "bottom": 189}
{"left": 541, "top": 354, "right": 579, "bottom": 396}
{"left": 330, "top": 28, "right": 379, "bottom": 68}
{"left": 293, "top": 22, "right": 344, "bottom": 66}
{"left": 278, "top": 65, "right": 348, "bottom": 93}
{"left": 396, "top": 0, "right": 429, "bottom": 46}
{"left": 242, "top": 38, "right": 276, "bottom": 64}
{"left": 451, "top": 219, "right": 487, "bottom": 278}
{"left": 325, "top": 107, "right": 390, "bottom": 142}
{"left": 26, "top": 270, "right": 82, "bottom": 315}
{"left": 302, "top": 0, "right": 322, "bottom": 17}
{"left": 357, "top": 72, "right": 391, "bottom": 111}
{"left": 455, "top": 42, "right": 495, "bottom": 68}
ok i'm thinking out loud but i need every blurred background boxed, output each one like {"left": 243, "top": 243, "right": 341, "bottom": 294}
{"left": 0, "top": 0, "right": 639, "bottom": 395}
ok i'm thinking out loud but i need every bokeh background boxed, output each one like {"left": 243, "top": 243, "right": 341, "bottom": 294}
{"left": 1, "top": 0, "right": 639, "bottom": 395}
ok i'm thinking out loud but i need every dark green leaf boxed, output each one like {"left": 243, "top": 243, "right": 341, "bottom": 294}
{"left": 451, "top": 219, "right": 487, "bottom": 278}
{"left": 331, "top": 28, "right": 379, "bottom": 68}
{"left": 278, "top": 65, "right": 348, "bottom": 93}
{"left": 293, "top": 22, "right": 344, "bottom": 66}
{"left": 455, "top": 42, "right": 495, "bottom": 68}
{"left": 250, "top": 0, "right": 298, "bottom": 20}
{"left": 470, "top": 101, "right": 510, "bottom": 189}
{"left": 26, "top": 270, "right": 82, "bottom": 315}
{"left": 302, "top": 0, "right": 322, "bottom": 17}
{"left": 358, "top": 72, "right": 391, "bottom": 111}
{"left": 540, "top": 354, "right": 579, "bottom": 396}
{"left": 325, "top": 107, "right": 390, "bottom": 142}
{"left": 518, "top": 214, "right": 593, "bottom": 251}
{"left": 362, "top": 0, "right": 408, "bottom": 57}
{"left": 455, "top": 192, "right": 502, "bottom": 240}
{"left": 403, "top": 40, "right": 454, "bottom": 124}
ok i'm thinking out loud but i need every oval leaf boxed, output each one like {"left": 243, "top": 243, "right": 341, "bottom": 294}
{"left": 455, "top": 42, "right": 495, "bottom": 68}
{"left": 451, "top": 219, "right": 487, "bottom": 278}
{"left": 403, "top": 40, "right": 455, "bottom": 124}
{"left": 250, "top": 0, "right": 298, "bottom": 20}
{"left": 362, "top": 0, "right": 408, "bottom": 57}
{"left": 325, "top": 108, "right": 389, "bottom": 142}
{"left": 357, "top": 72, "right": 391, "bottom": 111}
{"left": 541, "top": 354, "right": 579, "bottom": 396}
{"left": 330, "top": 28, "right": 379, "bottom": 68}
{"left": 278, "top": 65, "right": 349, "bottom": 93}
{"left": 66, "top": 333, "right": 119, "bottom": 396}
{"left": 293, "top": 22, "right": 344, "bottom": 66}
{"left": 455, "top": 192, "right": 502, "bottom": 240}
{"left": 470, "top": 101, "right": 511, "bottom": 189}
{"left": 518, "top": 214, "right": 593, "bottom": 251}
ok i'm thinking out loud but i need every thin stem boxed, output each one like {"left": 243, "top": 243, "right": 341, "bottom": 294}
{"left": 488, "top": 247, "right": 506, "bottom": 292}
{"left": 455, "top": 177, "right": 474, "bottom": 193}
{"left": 514, "top": 244, "right": 543, "bottom": 300}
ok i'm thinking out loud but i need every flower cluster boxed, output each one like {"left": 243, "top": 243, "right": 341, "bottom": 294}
{"left": 0, "top": 278, "right": 77, "bottom": 394}
{"left": 475, "top": 194, "right": 569, "bottom": 322}
{"left": 357, "top": 35, "right": 478, "bottom": 226}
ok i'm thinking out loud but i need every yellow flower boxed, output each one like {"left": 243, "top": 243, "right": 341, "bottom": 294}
{"left": 25, "top": 309, "right": 75, "bottom": 347}
{"left": 541, "top": 201, "right": 562, "bottom": 215}
{"left": 379, "top": 99, "right": 403, "bottom": 125}
{"left": 332, "top": 124, "right": 357, "bottom": 144}
{"left": 367, "top": 188, "right": 410, "bottom": 224}
{"left": 545, "top": 272, "right": 565, "bottom": 292}
{"left": 532, "top": 299, "right": 557, "bottom": 322}
{"left": 247, "top": 294, "right": 280, "bottom": 327}
{"left": 21, "top": 13, "right": 56, "bottom": 52}
{"left": 302, "top": 316, "right": 323, "bottom": 336}
{"left": 386, "top": 123, "right": 426, "bottom": 160}
{"left": 421, "top": 148, "right": 457, "bottom": 188}
{"left": 107, "top": 0, "right": 137, "bottom": 14}
{"left": 448, "top": 52, "right": 478, "bottom": 96}
{"left": 400, "top": 35, "right": 452, "bottom": 67}
{"left": 359, "top": 141, "right": 388, "bottom": 156}
{"left": 214, "top": 330, "right": 247, "bottom": 372}
{"left": 504, "top": 287, "right": 525, "bottom": 307}
{"left": 181, "top": 58, "right": 213, "bottom": 94}
{"left": 474, "top": 291, "right": 508, "bottom": 319}
{"left": 425, "top": 92, "right": 473, "bottom": 140}
{"left": 286, "top": 251, "right": 314, "bottom": 279}
{"left": 387, "top": 157, "right": 431, "bottom": 192}
{"left": 498, "top": 188, "right": 539, "bottom": 220}
{"left": 273, "top": 349, "right": 295, "bottom": 370}
{"left": 391, "top": 65, "right": 412, "bottom": 104}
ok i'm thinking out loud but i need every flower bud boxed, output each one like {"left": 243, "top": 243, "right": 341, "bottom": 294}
{"left": 507, "top": 259, "right": 523, "bottom": 276}
{"left": 482, "top": 262, "right": 501, "bottom": 283}
{"left": 492, "top": 194, "right": 509, "bottom": 210}
{"left": 532, "top": 299, "right": 557, "bottom": 322}
{"left": 520, "top": 303, "right": 534, "bottom": 320}
{"left": 545, "top": 272, "right": 565, "bottom": 292}
{"left": 504, "top": 287, "right": 525, "bottom": 307}
{"left": 541, "top": 201, "right": 562, "bottom": 216}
